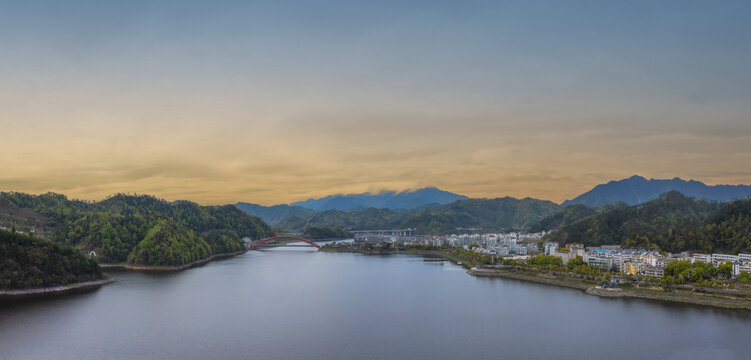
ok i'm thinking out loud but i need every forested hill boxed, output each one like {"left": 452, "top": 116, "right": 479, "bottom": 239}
{"left": 527, "top": 204, "right": 602, "bottom": 233}
{"left": 654, "top": 198, "right": 751, "bottom": 254}
{"left": 542, "top": 191, "right": 751, "bottom": 253}
{"left": 278, "top": 197, "right": 560, "bottom": 235}
{"left": 0, "top": 230, "right": 103, "bottom": 289}
{"left": 0, "top": 192, "right": 273, "bottom": 266}
{"left": 526, "top": 203, "right": 637, "bottom": 233}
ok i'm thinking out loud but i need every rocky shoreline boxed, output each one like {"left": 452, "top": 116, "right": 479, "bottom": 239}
{"left": 0, "top": 278, "right": 116, "bottom": 301}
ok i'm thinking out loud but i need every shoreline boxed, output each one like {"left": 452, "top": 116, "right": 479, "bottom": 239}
{"left": 2, "top": 250, "right": 250, "bottom": 301}
{"left": 0, "top": 278, "right": 116, "bottom": 301}
{"left": 99, "top": 249, "right": 249, "bottom": 272}
{"left": 321, "top": 246, "right": 751, "bottom": 311}
{"left": 469, "top": 267, "right": 592, "bottom": 290}
{"left": 468, "top": 268, "right": 751, "bottom": 310}
{"left": 319, "top": 247, "right": 467, "bottom": 264}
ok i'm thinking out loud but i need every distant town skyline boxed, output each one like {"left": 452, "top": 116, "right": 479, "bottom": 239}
{"left": 2, "top": 1, "right": 750, "bottom": 205}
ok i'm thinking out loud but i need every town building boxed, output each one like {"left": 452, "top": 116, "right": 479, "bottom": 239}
{"left": 639, "top": 265, "right": 665, "bottom": 278}
{"left": 712, "top": 253, "right": 739, "bottom": 266}
{"left": 692, "top": 253, "right": 711, "bottom": 264}
{"left": 543, "top": 242, "right": 559, "bottom": 256}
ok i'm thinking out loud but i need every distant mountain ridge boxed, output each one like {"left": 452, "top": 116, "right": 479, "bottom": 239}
{"left": 277, "top": 197, "right": 560, "bottom": 235}
{"left": 290, "top": 187, "right": 467, "bottom": 211}
{"left": 563, "top": 175, "right": 751, "bottom": 207}
{"left": 233, "top": 203, "right": 314, "bottom": 226}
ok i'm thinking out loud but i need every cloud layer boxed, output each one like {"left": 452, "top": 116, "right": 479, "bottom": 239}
{"left": 1, "top": 1, "right": 750, "bottom": 205}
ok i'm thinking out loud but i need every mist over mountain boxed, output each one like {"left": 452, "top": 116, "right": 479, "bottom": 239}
{"left": 233, "top": 203, "right": 314, "bottom": 225}
{"left": 563, "top": 175, "right": 751, "bottom": 207}
{"left": 290, "top": 187, "right": 467, "bottom": 211}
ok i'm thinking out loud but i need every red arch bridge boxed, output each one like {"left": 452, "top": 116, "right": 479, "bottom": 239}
{"left": 250, "top": 236, "right": 321, "bottom": 250}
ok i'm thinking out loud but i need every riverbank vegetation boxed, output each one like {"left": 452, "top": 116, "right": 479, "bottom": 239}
{"left": 0, "top": 192, "right": 273, "bottom": 267}
{"left": 0, "top": 230, "right": 103, "bottom": 289}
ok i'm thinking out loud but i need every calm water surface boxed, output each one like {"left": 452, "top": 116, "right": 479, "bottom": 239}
{"left": 2, "top": 247, "right": 749, "bottom": 360}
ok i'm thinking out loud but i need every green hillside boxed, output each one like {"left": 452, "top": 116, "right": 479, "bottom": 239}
{"left": 0, "top": 230, "right": 103, "bottom": 289}
{"left": 542, "top": 191, "right": 746, "bottom": 252}
{"left": 527, "top": 204, "right": 599, "bottom": 232}
{"left": 653, "top": 199, "right": 751, "bottom": 254}
{"left": 0, "top": 192, "right": 273, "bottom": 266}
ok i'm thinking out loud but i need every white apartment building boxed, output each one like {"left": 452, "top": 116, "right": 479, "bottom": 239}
{"left": 692, "top": 253, "right": 711, "bottom": 263}
{"left": 734, "top": 262, "right": 751, "bottom": 276}
{"left": 642, "top": 254, "right": 659, "bottom": 266}
{"left": 712, "top": 253, "right": 739, "bottom": 266}
{"left": 543, "top": 242, "right": 559, "bottom": 256}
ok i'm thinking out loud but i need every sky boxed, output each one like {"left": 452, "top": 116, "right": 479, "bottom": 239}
{"left": 1, "top": 1, "right": 750, "bottom": 205}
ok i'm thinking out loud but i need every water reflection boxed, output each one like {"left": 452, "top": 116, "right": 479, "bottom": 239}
{"left": 1, "top": 251, "right": 748, "bottom": 360}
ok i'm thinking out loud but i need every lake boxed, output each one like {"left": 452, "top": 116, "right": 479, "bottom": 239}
{"left": 1, "top": 247, "right": 749, "bottom": 359}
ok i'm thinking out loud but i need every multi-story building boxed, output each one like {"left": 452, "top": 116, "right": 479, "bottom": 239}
{"left": 640, "top": 265, "right": 665, "bottom": 278}
{"left": 569, "top": 247, "right": 586, "bottom": 259}
{"left": 623, "top": 263, "right": 639, "bottom": 275}
{"left": 553, "top": 252, "right": 571, "bottom": 265}
{"left": 498, "top": 246, "right": 510, "bottom": 256}
{"left": 737, "top": 262, "right": 751, "bottom": 276}
{"left": 642, "top": 254, "right": 659, "bottom": 266}
{"left": 587, "top": 256, "right": 610, "bottom": 269}
{"left": 655, "top": 258, "right": 672, "bottom": 268}
{"left": 620, "top": 262, "right": 632, "bottom": 274}
{"left": 692, "top": 253, "right": 711, "bottom": 264}
{"left": 712, "top": 253, "right": 739, "bottom": 266}
{"left": 509, "top": 238, "right": 517, "bottom": 253}
{"left": 543, "top": 242, "right": 559, "bottom": 256}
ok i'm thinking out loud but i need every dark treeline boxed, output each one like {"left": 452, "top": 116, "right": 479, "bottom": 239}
{"left": 527, "top": 204, "right": 622, "bottom": 233}
{"left": 278, "top": 197, "right": 560, "bottom": 235}
{"left": 303, "top": 226, "right": 352, "bottom": 239}
{"left": 0, "top": 192, "right": 274, "bottom": 266}
{"left": 542, "top": 191, "right": 751, "bottom": 254}
{"left": 0, "top": 230, "right": 103, "bottom": 289}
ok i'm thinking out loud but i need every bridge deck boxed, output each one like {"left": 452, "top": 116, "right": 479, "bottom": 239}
{"left": 251, "top": 236, "right": 321, "bottom": 249}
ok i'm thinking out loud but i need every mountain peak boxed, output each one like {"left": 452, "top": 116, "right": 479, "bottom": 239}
{"left": 563, "top": 176, "right": 751, "bottom": 207}
{"left": 290, "top": 187, "right": 467, "bottom": 211}
{"left": 627, "top": 175, "right": 647, "bottom": 181}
